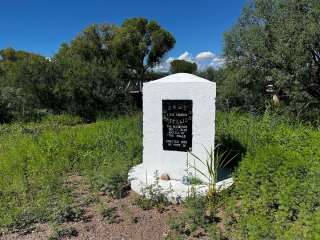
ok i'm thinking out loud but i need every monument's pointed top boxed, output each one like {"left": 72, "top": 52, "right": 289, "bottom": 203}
{"left": 145, "top": 73, "right": 214, "bottom": 85}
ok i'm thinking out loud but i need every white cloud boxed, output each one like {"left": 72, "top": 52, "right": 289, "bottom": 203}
{"left": 166, "top": 57, "right": 175, "bottom": 64}
{"left": 208, "top": 56, "right": 225, "bottom": 69}
{"left": 195, "top": 51, "right": 225, "bottom": 70}
{"left": 195, "top": 51, "right": 215, "bottom": 61}
{"left": 177, "top": 51, "right": 193, "bottom": 62}
{"left": 153, "top": 50, "right": 225, "bottom": 72}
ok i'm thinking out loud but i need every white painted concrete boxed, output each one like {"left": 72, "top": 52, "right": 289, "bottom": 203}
{"left": 143, "top": 73, "right": 216, "bottom": 181}
{"left": 129, "top": 164, "right": 234, "bottom": 203}
{"left": 128, "top": 73, "right": 231, "bottom": 202}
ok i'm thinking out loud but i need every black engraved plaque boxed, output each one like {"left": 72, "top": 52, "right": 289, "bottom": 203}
{"left": 162, "top": 100, "right": 193, "bottom": 152}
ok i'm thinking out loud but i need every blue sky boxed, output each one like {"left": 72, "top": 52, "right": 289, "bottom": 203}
{"left": 1, "top": 0, "right": 246, "bottom": 69}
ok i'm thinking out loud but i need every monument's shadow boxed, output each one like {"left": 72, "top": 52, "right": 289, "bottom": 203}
{"left": 216, "top": 134, "right": 246, "bottom": 182}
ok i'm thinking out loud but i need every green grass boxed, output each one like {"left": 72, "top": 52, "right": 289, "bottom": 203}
{"left": 0, "top": 114, "right": 142, "bottom": 231}
{"left": 1, "top": 111, "right": 320, "bottom": 239}
{"left": 216, "top": 111, "right": 320, "bottom": 239}
{"left": 169, "top": 111, "right": 320, "bottom": 239}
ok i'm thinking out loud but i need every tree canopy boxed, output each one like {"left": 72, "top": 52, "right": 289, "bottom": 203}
{"left": 0, "top": 18, "right": 175, "bottom": 122}
{"left": 170, "top": 59, "right": 197, "bottom": 74}
{"left": 2, "top": 7, "right": 320, "bottom": 123}
{"left": 223, "top": 0, "right": 320, "bottom": 118}
{"left": 112, "top": 18, "right": 175, "bottom": 89}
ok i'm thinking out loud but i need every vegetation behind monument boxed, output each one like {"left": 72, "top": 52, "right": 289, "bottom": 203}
{"left": 218, "top": 0, "right": 320, "bottom": 121}
{"left": 1, "top": 1, "right": 320, "bottom": 123}
{"left": 170, "top": 59, "right": 197, "bottom": 74}
{"left": 0, "top": 18, "right": 175, "bottom": 122}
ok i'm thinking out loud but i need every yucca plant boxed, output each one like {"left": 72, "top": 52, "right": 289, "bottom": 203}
{"left": 188, "top": 145, "right": 238, "bottom": 198}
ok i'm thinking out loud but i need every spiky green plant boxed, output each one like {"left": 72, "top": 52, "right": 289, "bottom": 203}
{"left": 188, "top": 145, "right": 238, "bottom": 197}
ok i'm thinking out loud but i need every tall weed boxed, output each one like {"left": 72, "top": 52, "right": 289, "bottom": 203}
{"left": 216, "top": 111, "right": 320, "bottom": 239}
{"left": 0, "top": 114, "right": 142, "bottom": 230}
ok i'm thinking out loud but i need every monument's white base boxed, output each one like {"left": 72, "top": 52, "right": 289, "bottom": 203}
{"left": 128, "top": 164, "right": 234, "bottom": 203}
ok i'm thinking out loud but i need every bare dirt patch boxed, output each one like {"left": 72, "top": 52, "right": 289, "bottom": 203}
{"left": 0, "top": 175, "right": 183, "bottom": 240}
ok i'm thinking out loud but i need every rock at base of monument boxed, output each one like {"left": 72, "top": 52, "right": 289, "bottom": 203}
{"left": 128, "top": 164, "right": 234, "bottom": 204}
{"left": 160, "top": 173, "right": 170, "bottom": 181}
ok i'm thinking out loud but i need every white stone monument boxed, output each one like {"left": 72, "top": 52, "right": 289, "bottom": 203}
{"left": 129, "top": 73, "right": 233, "bottom": 202}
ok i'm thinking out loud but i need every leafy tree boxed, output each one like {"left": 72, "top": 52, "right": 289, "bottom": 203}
{"left": 56, "top": 24, "right": 117, "bottom": 62}
{"left": 197, "top": 66, "right": 251, "bottom": 112}
{"left": 224, "top": 0, "right": 320, "bottom": 118}
{"left": 0, "top": 18, "right": 176, "bottom": 122}
{"left": 112, "top": 18, "right": 175, "bottom": 90}
{"left": 170, "top": 59, "right": 197, "bottom": 74}
{"left": 0, "top": 88, "right": 13, "bottom": 123}
{"left": 0, "top": 48, "right": 40, "bottom": 62}
{"left": 54, "top": 24, "right": 133, "bottom": 120}
{"left": 0, "top": 48, "right": 56, "bottom": 121}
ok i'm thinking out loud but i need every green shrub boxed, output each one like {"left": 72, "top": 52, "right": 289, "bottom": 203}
{"left": 53, "top": 205, "right": 85, "bottom": 223}
{"left": 171, "top": 111, "right": 320, "bottom": 239}
{"left": 134, "top": 178, "right": 170, "bottom": 211}
{"left": 184, "top": 194, "right": 208, "bottom": 226}
{"left": 100, "top": 172, "right": 130, "bottom": 199}
{"left": 215, "top": 111, "right": 320, "bottom": 239}
{"left": 99, "top": 205, "right": 121, "bottom": 224}
{"left": 48, "top": 225, "right": 78, "bottom": 240}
